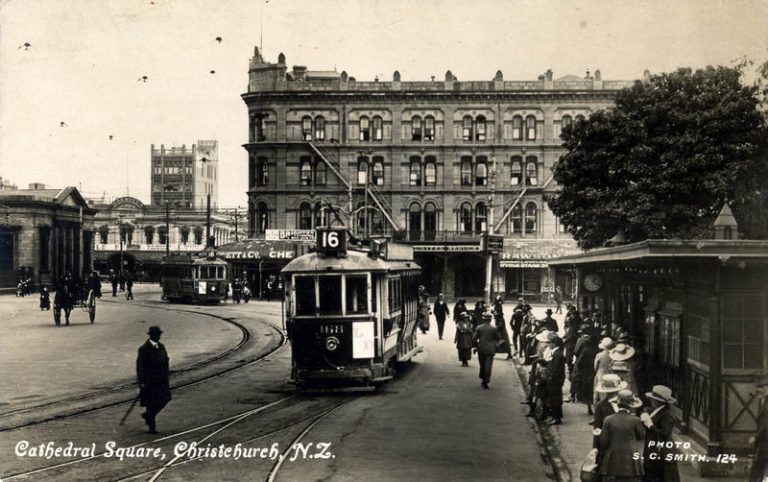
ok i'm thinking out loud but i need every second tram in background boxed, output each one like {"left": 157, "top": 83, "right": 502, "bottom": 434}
{"left": 161, "top": 254, "right": 228, "bottom": 303}
{"left": 281, "top": 228, "right": 422, "bottom": 390}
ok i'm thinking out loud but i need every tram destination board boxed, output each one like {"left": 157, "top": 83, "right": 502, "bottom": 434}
{"left": 316, "top": 228, "right": 347, "bottom": 257}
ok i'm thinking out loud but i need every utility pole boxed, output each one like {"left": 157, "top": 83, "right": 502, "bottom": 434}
{"left": 165, "top": 202, "right": 170, "bottom": 256}
{"left": 206, "top": 193, "right": 212, "bottom": 249}
{"left": 234, "top": 207, "right": 239, "bottom": 242}
{"left": 484, "top": 157, "right": 497, "bottom": 305}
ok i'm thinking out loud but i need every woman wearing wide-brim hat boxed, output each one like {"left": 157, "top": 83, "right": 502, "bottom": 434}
{"left": 608, "top": 343, "right": 639, "bottom": 395}
{"left": 641, "top": 385, "right": 680, "bottom": 482}
{"left": 593, "top": 337, "right": 615, "bottom": 405}
{"left": 599, "top": 389, "right": 645, "bottom": 481}
{"left": 592, "top": 374, "right": 629, "bottom": 449}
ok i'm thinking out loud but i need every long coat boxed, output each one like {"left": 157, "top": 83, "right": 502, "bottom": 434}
{"left": 452, "top": 302, "right": 467, "bottom": 323}
{"left": 473, "top": 323, "right": 500, "bottom": 356}
{"left": 546, "top": 348, "right": 566, "bottom": 406}
{"left": 572, "top": 335, "right": 599, "bottom": 401}
{"left": 433, "top": 300, "right": 450, "bottom": 322}
{"left": 136, "top": 340, "right": 172, "bottom": 409}
{"left": 643, "top": 405, "right": 680, "bottom": 482}
{"left": 593, "top": 398, "right": 619, "bottom": 449}
{"left": 599, "top": 411, "right": 645, "bottom": 478}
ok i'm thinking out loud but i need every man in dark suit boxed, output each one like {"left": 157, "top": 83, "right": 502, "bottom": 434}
{"left": 473, "top": 312, "right": 500, "bottom": 389}
{"left": 543, "top": 309, "right": 559, "bottom": 333}
{"left": 136, "top": 326, "right": 171, "bottom": 434}
{"left": 432, "top": 293, "right": 450, "bottom": 340}
{"left": 545, "top": 333, "right": 566, "bottom": 425}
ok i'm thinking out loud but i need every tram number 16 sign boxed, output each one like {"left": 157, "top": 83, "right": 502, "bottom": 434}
{"left": 316, "top": 228, "right": 347, "bottom": 257}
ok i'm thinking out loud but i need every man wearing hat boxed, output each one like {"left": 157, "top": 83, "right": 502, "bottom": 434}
{"left": 472, "top": 312, "right": 500, "bottom": 389}
{"left": 571, "top": 325, "right": 599, "bottom": 412}
{"left": 509, "top": 306, "right": 524, "bottom": 356}
{"left": 749, "top": 375, "right": 768, "bottom": 482}
{"left": 136, "top": 326, "right": 172, "bottom": 434}
{"left": 432, "top": 293, "right": 450, "bottom": 340}
{"left": 641, "top": 385, "right": 680, "bottom": 482}
{"left": 599, "top": 389, "right": 645, "bottom": 480}
{"left": 543, "top": 308, "right": 559, "bottom": 333}
{"left": 544, "top": 332, "right": 566, "bottom": 425}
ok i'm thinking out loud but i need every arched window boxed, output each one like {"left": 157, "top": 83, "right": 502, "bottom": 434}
{"left": 424, "top": 157, "right": 437, "bottom": 186}
{"left": 475, "top": 157, "right": 488, "bottom": 186}
{"left": 357, "top": 157, "right": 369, "bottom": 185}
{"left": 459, "top": 202, "right": 473, "bottom": 232}
{"left": 409, "top": 157, "right": 422, "bottom": 186}
{"left": 525, "top": 157, "right": 538, "bottom": 186}
{"left": 408, "top": 203, "right": 422, "bottom": 240}
{"left": 314, "top": 116, "right": 325, "bottom": 141}
{"left": 411, "top": 115, "right": 422, "bottom": 141}
{"left": 143, "top": 225, "right": 154, "bottom": 244}
{"left": 424, "top": 116, "right": 435, "bottom": 141}
{"left": 314, "top": 202, "right": 326, "bottom": 228}
{"left": 475, "top": 203, "right": 488, "bottom": 232}
{"left": 575, "top": 114, "right": 585, "bottom": 123}
{"left": 462, "top": 115, "right": 473, "bottom": 141}
{"left": 360, "top": 116, "right": 370, "bottom": 141}
{"left": 302, "top": 116, "right": 312, "bottom": 140}
{"left": 193, "top": 226, "right": 204, "bottom": 244}
{"left": 510, "top": 204, "right": 522, "bottom": 234}
{"left": 298, "top": 202, "right": 312, "bottom": 229}
{"left": 512, "top": 116, "right": 523, "bottom": 140}
{"left": 299, "top": 158, "right": 312, "bottom": 186}
{"left": 460, "top": 157, "right": 473, "bottom": 186}
{"left": 525, "top": 202, "right": 537, "bottom": 234}
{"left": 99, "top": 225, "right": 110, "bottom": 244}
{"left": 314, "top": 159, "right": 326, "bottom": 186}
{"left": 372, "top": 116, "right": 383, "bottom": 141}
{"left": 526, "top": 115, "right": 537, "bottom": 140}
{"left": 256, "top": 203, "right": 269, "bottom": 234}
{"left": 424, "top": 202, "right": 437, "bottom": 240}
{"left": 510, "top": 156, "right": 523, "bottom": 186}
{"left": 157, "top": 225, "right": 168, "bottom": 245}
{"left": 256, "top": 157, "right": 269, "bottom": 186}
{"left": 560, "top": 115, "right": 572, "bottom": 139}
{"left": 180, "top": 226, "right": 190, "bottom": 244}
{"left": 476, "top": 115, "right": 487, "bottom": 141}
{"left": 372, "top": 157, "right": 384, "bottom": 185}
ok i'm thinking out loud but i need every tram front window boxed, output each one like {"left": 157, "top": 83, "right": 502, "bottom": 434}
{"left": 318, "top": 276, "right": 342, "bottom": 315}
{"left": 295, "top": 276, "right": 316, "bottom": 316}
{"left": 345, "top": 275, "right": 368, "bottom": 314}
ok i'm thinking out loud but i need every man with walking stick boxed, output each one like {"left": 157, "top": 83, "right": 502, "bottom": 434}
{"left": 136, "top": 326, "right": 171, "bottom": 434}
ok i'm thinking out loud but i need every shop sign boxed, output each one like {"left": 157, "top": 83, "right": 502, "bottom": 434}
{"left": 413, "top": 245, "right": 482, "bottom": 252}
{"left": 500, "top": 260, "right": 549, "bottom": 268}
{"left": 485, "top": 235, "right": 504, "bottom": 254}
{"left": 265, "top": 229, "right": 316, "bottom": 242}
{"left": 222, "top": 250, "right": 294, "bottom": 260}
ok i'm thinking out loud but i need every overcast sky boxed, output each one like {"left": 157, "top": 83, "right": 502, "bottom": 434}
{"left": 1, "top": 0, "right": 767, "bottom": 207}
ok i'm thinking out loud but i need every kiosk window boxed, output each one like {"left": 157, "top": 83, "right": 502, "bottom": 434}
{"left": 318, "top": 276, "right": 342, "bottom": 315}
{"left": 345, "top": 275, "right": 368, "bottom": 314}
{"left": 295, "top": 276, "right": 316, "bottom": 315}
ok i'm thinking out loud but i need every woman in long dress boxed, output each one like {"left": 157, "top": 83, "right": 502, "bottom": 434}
{"left": 454, "top": 314, "right": 474, "bottom": 366}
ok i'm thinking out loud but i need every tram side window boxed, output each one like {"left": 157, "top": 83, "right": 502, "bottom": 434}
{"left": 388, "top": 278, "right": 402, "bottom": 312}
{"left": 295, "top": 276, "right": 316, "bottom": 316}
{"left": 318, "top": 276, "right": 342, "bottom": 315}
{"left": 345, "top": 275, "right": 368, "bottom": 314}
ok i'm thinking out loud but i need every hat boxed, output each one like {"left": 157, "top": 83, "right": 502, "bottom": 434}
{"left": 546, "top": 332, "right": 560, "bottom": 343}
{"left": 545, "top": 308, "right": 553, "bottom": 315}
{"left": 646, "top": 385, "right": 676, "bottom": 404}
{"left": 147, "top": 326, "right": 163, "bottom": 335}
{"left": 610, "top": 344, "right": 635, "bottom": 361}
{"left": 481, "top": 312, "right": 494, "bottom": 321}
{"left": 598, "top": 337, "right": 615, "bottom": 350}
{"left": 460, "top": 311, "right": 470, "bottom": 319}
{"left": 610, "top": 360, "right": 629, "bottom": 372}
{"left": 595, "top": 374, "right": 628, "bottom": 393}
{"left": 535, "top": 330, "right": 551, "bottom": 342}
{"left": 577, "top": 323, "right": 592, "bottom": 334}
{"left": 611, "top": 389, "right": 643, "bottom": 409}
{"left": 438, "top": 293, "right": 444, "bottom": 297}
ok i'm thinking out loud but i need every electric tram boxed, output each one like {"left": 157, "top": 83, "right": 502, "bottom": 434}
{"left": 161, "top": 253, "right": 228, "bottom": 303}
{"left": 281, "top": 228, "right": 423, "bottom": 389}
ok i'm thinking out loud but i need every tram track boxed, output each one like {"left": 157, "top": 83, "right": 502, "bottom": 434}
{"left": 2, "top": 395, "right": 358, "bottom": 482}
{"left": 0, "top": 300, "right": 287, "bottom": 433}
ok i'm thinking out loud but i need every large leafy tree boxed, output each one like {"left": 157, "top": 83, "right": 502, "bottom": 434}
{"left": 548, "top": 65, "right": 768, "bottom": 249}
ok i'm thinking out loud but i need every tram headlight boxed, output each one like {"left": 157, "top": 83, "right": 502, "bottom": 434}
{"left": 325, "top": 336, "right": 340, "bottom": 352}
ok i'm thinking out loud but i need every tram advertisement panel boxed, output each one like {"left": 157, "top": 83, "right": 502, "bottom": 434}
{"left": 352, "top": 321, "right": 375, "bottom": 359}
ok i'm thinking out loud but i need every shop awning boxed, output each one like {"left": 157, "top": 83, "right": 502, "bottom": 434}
{"left": 215, "top": 239, "right": 312, "bottom": 264}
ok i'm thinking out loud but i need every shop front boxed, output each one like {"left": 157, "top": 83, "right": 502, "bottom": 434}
{"left": 550, "top": 239, "right": 768, "bottom": 474}
{"left": 500, "top": 239, "right": 580, "bottom": 303}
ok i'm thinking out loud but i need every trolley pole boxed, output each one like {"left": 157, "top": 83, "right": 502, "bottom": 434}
{"left": 484, "top": 157, "right": 497, "bottom": 305}
{"left": 165, "top": 202, "right": 170, "bottom": 256}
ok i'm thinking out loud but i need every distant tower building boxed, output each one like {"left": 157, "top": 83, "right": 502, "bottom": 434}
{"left": 150, "top": 141, "right": 218, "bottom": 209}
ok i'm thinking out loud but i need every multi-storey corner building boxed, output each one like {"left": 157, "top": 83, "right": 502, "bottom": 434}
{"left": 242, "top": 47, "right": 634, "bottom": 299}
{"left": 150, "top": 141, "right": 219, "bottom": 210}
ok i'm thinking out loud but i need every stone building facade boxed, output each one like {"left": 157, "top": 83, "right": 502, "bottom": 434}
{"left": 93, "top": 196, "right": 239, "bottom": 280}
{"left": 242, "top": 48, "right": 635, "bottom": 299}
{"left": 0, "top": 185, "right": 96, "bottom": 288}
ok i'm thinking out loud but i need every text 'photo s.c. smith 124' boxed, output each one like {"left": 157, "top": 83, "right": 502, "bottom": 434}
{"left": 1, "top": 1, "right": 768, "bottom": 481}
